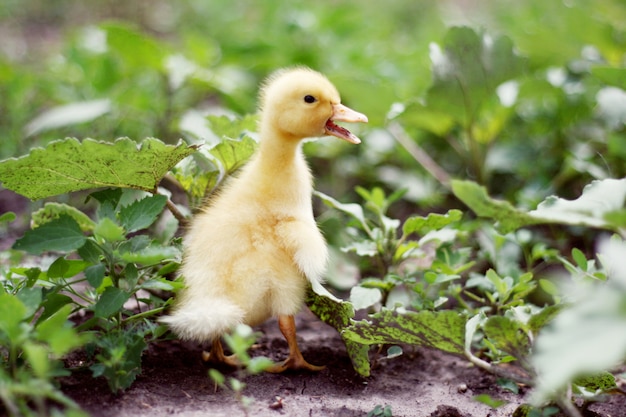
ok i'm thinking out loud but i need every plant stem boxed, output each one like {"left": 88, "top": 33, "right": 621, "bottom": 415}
{"left": 464, "top": 348, "right": 533, "bottom": 386}
{"left": 388, "top": 122, "right": 452, "bottom": 189}
{"left": 122, "top": 306, "right": 166, "bottom": 324}
{"left": 164, "top": 197, "right": 189, "bottom": 228}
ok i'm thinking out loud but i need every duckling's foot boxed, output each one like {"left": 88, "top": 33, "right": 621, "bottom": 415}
{"left": 266, "top": 355, "right": 325, "bottom": 373}
{"left": 202, "top": 339, "right": 240, "bottom": 368}
{"left": 266, "top": 315, "right": 325, "bottom": 373}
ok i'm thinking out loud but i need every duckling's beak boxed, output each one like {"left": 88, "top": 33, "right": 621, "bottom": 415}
{"left": 325, "top": 103, "right": 368, "bottom": 144}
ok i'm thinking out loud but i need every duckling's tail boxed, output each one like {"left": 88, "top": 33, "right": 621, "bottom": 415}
{"left": 160, "top": 298, "right": 244, "bottom": 343}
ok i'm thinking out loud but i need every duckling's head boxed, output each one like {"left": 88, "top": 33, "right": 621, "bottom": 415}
{"left": 259, "top": 67, "right": 368, "bottom": 144}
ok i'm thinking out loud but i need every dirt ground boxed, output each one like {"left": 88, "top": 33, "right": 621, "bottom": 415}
{"left": 58, "top": 310, "right": 626, "bottom": 417}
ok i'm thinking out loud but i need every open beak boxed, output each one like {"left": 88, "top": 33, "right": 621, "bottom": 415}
{"left": 325, "top": 103, "right": 368, "bottom": 144}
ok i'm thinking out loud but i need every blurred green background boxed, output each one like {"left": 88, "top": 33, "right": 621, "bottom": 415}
{"left": 1, "top": 0, "right": 625, "bottom": 214}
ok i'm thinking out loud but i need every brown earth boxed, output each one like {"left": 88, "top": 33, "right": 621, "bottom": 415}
{"left": 58, "top": 310, "right": 626, "bottom": 417}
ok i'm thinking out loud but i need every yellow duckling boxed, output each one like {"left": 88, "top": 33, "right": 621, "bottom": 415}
{"left": 162, "top": 67, "right": 367, "bottom": 372}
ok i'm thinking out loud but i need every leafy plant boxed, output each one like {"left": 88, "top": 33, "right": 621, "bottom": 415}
{"left": 0, "top": 280, "right": 88, "bottom": 416}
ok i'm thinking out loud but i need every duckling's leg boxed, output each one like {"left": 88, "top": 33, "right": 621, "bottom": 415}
{"left": 266, "top": 315, "right": 325, "bottom": 373}
{"left": 202, "top": 339, "right": 240, "bottom": 367}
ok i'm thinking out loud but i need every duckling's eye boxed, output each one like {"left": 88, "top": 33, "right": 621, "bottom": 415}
{"left": 303, "top": 95, "right": 316, "bottom": 104}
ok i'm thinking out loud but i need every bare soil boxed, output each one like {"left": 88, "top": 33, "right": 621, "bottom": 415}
{"left": 58, "top": 311, "right": 626, "bottom": 417}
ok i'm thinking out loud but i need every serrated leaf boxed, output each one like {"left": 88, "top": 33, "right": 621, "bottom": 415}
{"left": 403, "top": 209, "right": 463, "bottom": 236}
{"left": 0, "top": 137, "right": 198, "bottom": 200}
{"left": 207, "top": 114, "right": 258, "bottom": 141}
{"left": 13, "top": 215, "right": 87, "bottom": 254}
{"left": 118, "top": 194, "right": 167, "bottom": 233}
{"left": 31, "top": 202, "right": 96, "bottom": 231}
{"left": 205, "top": 136, "right": 257, "bottom": 190}
{"left": 342, "top": 309, "right": 466, "bottom": 355}
{"left": 94, "top": 287, "right": 131, "bottom": 318}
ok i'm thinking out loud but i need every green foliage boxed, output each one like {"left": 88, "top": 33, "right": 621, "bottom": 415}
{"left": 367, "top": 404, "right": 393, "bottom": 417}
{"left": 0, "top": 138, "right": 198, "bottom": 199}
{"left": 453, "top": 178, "right": 626, "bottom": 233}
{"left": 0, "top": 289, "right": 88, "bottom": 416}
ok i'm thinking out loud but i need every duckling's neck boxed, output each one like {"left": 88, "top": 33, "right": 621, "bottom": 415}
{"left": 245, "top": 128, "right": 313, "bottom": 211}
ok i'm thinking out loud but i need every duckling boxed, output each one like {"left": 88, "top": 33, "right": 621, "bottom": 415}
{"left": 162, "top": 67, "right": 367, "bottom": 372}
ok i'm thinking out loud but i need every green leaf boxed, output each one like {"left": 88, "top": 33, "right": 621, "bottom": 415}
{"left": 305, "top": 281, "right": 355, "bottom": 331}
{"left": 38, "top": 293, "right": 74, "bottom": 323}
{"left": 473, "top": 394, "right": 508, "bottom": 408}
{"left": 483, "top": 316, "right": 530, "bottom": 359}
{"left": 451, "top": 180, "right": 540, "bottom": 233}
{"left": 118, "top": 194, "right": 167, "bottom": 233}
{"left": 77, "top": 239, "right": 103, "bottom": 264}
{"left": 16, "top": 287, "right": 42, "bottom": 318}
{"left": 13, "top": 215, "right": 87, "bottom": 254}
{"left": 345, "top": 340, "right": 372, "bottom": 377}
{"left": 36, "top": 304, "right": 85, "bottom": 356}
{"left": 23, "top": 342, "right": 51, "bottom": 378}
{"left": 0, "top": 137, "right": 198, "bottom": 200}
{"left": 571, "top": 248, "right": 588, "bottom": 271}
{"left": 85, "top": 264, "right": 106, "bottom": 288}
{"left": 31, "top": 203, "right": 96, "bottom": 231}
{"left": 403, "top": 209, "right": 463, "bottom": 236}
{"left": 94, "top": 287, "right": 131, "bottom": 318}
{"left": 0, "top": 211, "right": 16, "bottom": 223}
{"left": 527, "top": 305, "right": 563, "bottom": 334}
{"left": 315, "top": 191, "right": 368, "bottom": 229}
{"left": 94, "top": 217, "right": 125, "bottom": 243}
{"left": 0, "top": 293, "right": 28, "bottom": 343}
{"left": 452, "top": 178, "right": 626, "bottom": 233}
{"left": 47, "top": 257, "right": 90, "bottom": 279}
{"left": 117, "top": 243, "right": 180, "bottom": 265}
{"left": 342, "top": 309, "right": 466, "bottom": 355}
